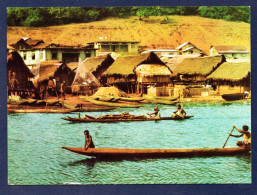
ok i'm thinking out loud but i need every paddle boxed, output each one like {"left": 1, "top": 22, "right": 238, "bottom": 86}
{"left": 223, "top": 127, "right": 234, "bottom": 148}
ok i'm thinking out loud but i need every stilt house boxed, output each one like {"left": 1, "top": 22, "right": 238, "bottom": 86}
{"left": 169, "top": 55, "right": 225, "bottom": 84}
{"left": 103, "top": 52, "right": 172, "bottom": 94}
{"left": 207, "top": 62, "right": 250, "bottom": 94}
{"left": 7, "top": 51, "right": 35, "bottom": 97}
{"left": 36, "top": 61, "right": 75, "bottom": 95}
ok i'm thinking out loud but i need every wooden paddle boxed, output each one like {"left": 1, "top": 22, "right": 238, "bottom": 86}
{"left": 223, "top": 127, "right": 234, "bottom": 148}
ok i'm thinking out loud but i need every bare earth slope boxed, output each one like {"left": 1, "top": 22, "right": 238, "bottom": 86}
{"left": 7, "top": 16, "right": 250, "bottom": 55}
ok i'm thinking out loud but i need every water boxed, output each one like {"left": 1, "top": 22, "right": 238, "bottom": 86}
{"left": 8, "top": 102, "right": 251, "bottom": 184}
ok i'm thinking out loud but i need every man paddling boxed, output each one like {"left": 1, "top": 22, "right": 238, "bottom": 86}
{"left": 84, "top": 130, "right": 95, "bottom": 150}
{"left": 172, "top": 104, "right": 186, "bottom": 119}
{"left": 147, "top": 107, "right": 161, "bottom": 119}
{"left": 230, "top": 125, "right": 251, "bottom": 147}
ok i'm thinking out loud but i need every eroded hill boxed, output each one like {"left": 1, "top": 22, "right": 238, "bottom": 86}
{"left": 7, "top": 15, "right": 250, "bottom": 55}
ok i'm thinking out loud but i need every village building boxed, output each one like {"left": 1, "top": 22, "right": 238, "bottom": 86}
{"left": 210, "top": 45, "right": 250, "bottom": 59}
{"left": 9, "top": 38, "right": 96, "bottom": 68}
{"left": 141, "top": 48, "right": 179, "bottom": 58}
{"left": 103, "top": 52, "right": 172, "bottom": 94}
{"left": 7, "top": 51, "right": 36, "bottom": 98}
{"left": 87, "top": 41, "right": 139, "bottom": 54}
{"left": 67, "top": 54, "right": 114, "bottom": 81}
{"left": 32, "top": 60, "right": 75, "bottom": 98}
{"left": 207, "top": 62, "right": 250, "bottom": 95}
{"left": 176, "top": 42, "right": 203, "bottom": 55}
{"left": 168, "top": 55, "right": 225, "bottom": 97}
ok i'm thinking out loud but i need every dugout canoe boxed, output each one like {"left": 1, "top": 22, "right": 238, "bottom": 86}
{"left": 8, "top": 108, "right": 78, "bottom": 113}
{"left": 62, "top": 147, "right": 251, "bottom": 159}
{"left": 221, "top": 93, "right": 246, "bottom": 101}
{"left": 61, "top": 115, "right": 194, "bottom": 123}
{"left": 80, "top": 96, "right": 141, "bottom": 108}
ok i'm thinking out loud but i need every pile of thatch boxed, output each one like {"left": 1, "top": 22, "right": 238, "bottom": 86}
{"left": 93, "top": 87, "right": 129, "bottom": 97}
{"left": 170, "top": 55, "right": 225, "bottom": 77}
{"left": 135, "top": 64, "right": 172, "bottom": 77}
{"left": 207, "top": 62, "right": 250, "bottom": 81}
{"left": 103, "top": 52, "right": 165, "bottom": 77}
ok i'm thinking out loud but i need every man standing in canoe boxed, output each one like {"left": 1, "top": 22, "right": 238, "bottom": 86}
{"left": 84, "top": 130, "right": 95, "bottom": 150}
{"left": 147, "top": 107, "right": 161, "bottom": 119}
{"left": 172, "top": 104, "right": 186, "bottom": 119}
{"left": 230, "top": 125, "right": 251, "bottom": 147}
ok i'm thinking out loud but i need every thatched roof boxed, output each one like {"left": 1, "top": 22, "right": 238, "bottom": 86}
{"left": 104, "top": 52, "right": 165, "bottom": 76}
{"left": 37, "top": 61, "right": 63, "bottom": 82}
{"left": 207, "top": 62, "right": 250, "bottom": 81}
{"left": 67, "top": 62, "right": 79, "bottom": 71}
{"left": 7, "top": 51, "right": 34, "bottom": 78}
{"left": 84, "top": 54, "right": 114, "bottom": 73}
{"left": 135, "top": 64, "right": 172, "bottom": 77}
{"left": 170, "top": 55, "right": 225, "bottom": 76}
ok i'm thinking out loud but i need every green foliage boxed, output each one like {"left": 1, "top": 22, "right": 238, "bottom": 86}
{"left": 198, "top": 6, "right": 250, "bottom": 23}
{"left": 6, "top": 6, "right": 250, "bottom": 27}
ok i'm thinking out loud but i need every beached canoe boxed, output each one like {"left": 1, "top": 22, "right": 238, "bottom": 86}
{"left": 62, "top": 147, "right": 251, "bottom": 159}
{"left": 80, "top": 96, "right": 141, "bottom": 108}
{"left": 118, "top": 97, "right": 145, "bottom": 102}
{"left": 144, "top": 95, "right": 177, "bottom": 101}
{"left": 221, "top": 93, "right": 246, "bottom": 101}
{"left": 8, "top": 108, "right": 78, "bottom": 113}
{"left": 61, "top": 115, "right": 194, "bottom": 123}
{"left": 145, "top": 98, "right": 177, "bottom": 105}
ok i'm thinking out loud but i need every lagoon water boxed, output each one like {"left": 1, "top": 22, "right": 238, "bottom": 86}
{"left": 8, "top": 102, "right": 251, "bottom": 184}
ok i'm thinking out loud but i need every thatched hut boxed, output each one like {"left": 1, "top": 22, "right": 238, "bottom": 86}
{"left": 103, "top": 52, "right": 168, "bottom": 93}
{"left": 207, "top": 62, "right": 250, "bottom": 94}
{"left": 36, "top": 61, "right": 75, "bottom": 97}
{"left": 7, "top": 51, "right": 35, "bottom": 97}
{"left": 169, "top": 55, "right": 225, "bottom": 84}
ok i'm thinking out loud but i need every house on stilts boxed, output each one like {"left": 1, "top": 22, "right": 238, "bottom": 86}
{"left": 7, "top": 51, "right": 36, "bottom": 98}
{"left": 168, "top": 55, "right": 225, "bottom": 97}
{"left": 102, "top": 52, "right": 172, "bottom": 95}
{"left": 207, "top": 62, "right": 250, "bottom": 95}
{"left": 32, "top": 60, "right": 75, "bottom": 99}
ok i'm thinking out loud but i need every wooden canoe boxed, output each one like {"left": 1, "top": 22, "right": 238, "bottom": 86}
{"left": 62, "top": 147, "right": 251, "bottom": 159}
{"left": 80, "top": 96, "right": 141, "bottom": 108}
{"left": 61, "top": 115, "right": 194, "bottom": 123}
{"left": 145, "top": 99, "right": 178, "bottom": 105}
{"left": 8, "top": 108, "right": 78, "bottom": 113}
{"left": 222, "top": 93, "right": 246, "bottom": 101}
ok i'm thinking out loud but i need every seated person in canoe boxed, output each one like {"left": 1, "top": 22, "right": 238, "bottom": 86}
{"left": 230, "top": 125, "right": 251, "bottom": 148}
{"left": 172, "top": 104, "right": 186, "bottom": 119}
{"left": 147, "top": 107, "right": 161, "bottom": 119}
{"left": 84, "top": 130, "right": 95, "bottom": 150}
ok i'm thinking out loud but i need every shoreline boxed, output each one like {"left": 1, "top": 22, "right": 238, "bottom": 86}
{"left": 7, "top": 95, "right": 251, "bottom": 113}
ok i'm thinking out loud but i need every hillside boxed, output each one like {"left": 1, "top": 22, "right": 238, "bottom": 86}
{"left": 7, "top": 15, "right": 250, "bottom": 55}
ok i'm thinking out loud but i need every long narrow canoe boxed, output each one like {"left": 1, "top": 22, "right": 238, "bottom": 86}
{"left": 62, "top": 147, "right": 251, "bottom": 159}
{"left": 145, "top": 99, "right": 177, "bottom": 105}
{"left": 61, "top": 115, "right": 194, "bottom": 123}
{"left": 80, "top": 96, "right": 141, "bottom": 108}
{"left": 8, "top": 108, "right": 78, "bottom": 113}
